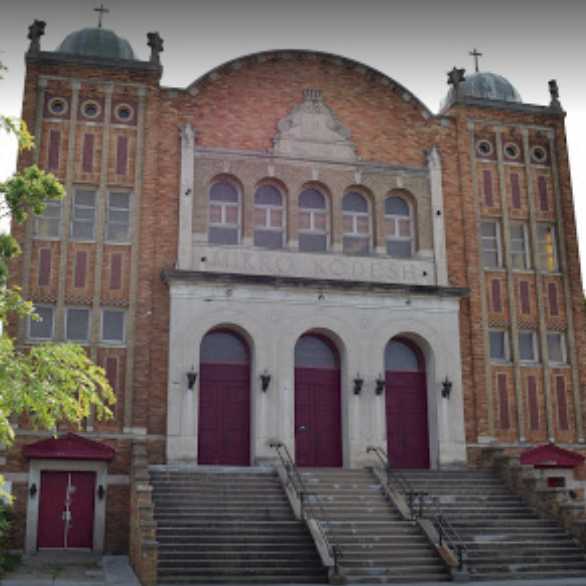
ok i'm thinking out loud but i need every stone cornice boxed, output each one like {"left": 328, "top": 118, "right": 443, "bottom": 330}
{"left": 26, "top": 51, "right": 162, "bottom": 76}
{"left": 161, "top": 268, "right": 469, "bottom": 298}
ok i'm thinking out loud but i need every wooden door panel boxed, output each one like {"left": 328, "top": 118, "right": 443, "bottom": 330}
{"left": 295, "top": 368, "right": 342, "bottom": 467}
{"left": 386, "top": 372, "right": 429, "bottom": 469}
{"left": 198, "top": 364, "right": 250, "bottom": 465}
{"left": 38, "top": 471, "right": 67, "bottom": 548}
{"left": 67, "top": 472, "right": 95, "bottom": 548}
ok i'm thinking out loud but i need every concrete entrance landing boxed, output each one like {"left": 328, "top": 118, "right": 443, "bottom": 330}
{"left": 0, "top": 552, "right": 140, "bottom": 586}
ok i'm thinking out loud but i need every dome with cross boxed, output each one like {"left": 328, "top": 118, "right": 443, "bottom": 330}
{"left": 453, "top": 71, "right": 522, "bottom": 103}
{"left": 57, "top": 27, "right": 136, "bottom": 61}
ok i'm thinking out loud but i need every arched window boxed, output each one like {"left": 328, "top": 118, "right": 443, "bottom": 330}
{"left": 384, "top": 339, "right": 423, "bottom": 372}
{"left": 342, "top": 191, "right": 370, "bottom": 255}
{"left": 208, "top": 180, "right": 240, "bottom": 245}
{"left": 298, "top": 188, "right": 328, "bottom": 252}
{"left": 295, "top": 335, "right": 339, "bottom": 369}
{"left": 254, "top": 184, "right": 284, "bottom": 249}
{"left": 201, "top": 330, "right": 249, "bottom": 364}
{"left": 385, "top": 195, "right": 414, "bottom": 258}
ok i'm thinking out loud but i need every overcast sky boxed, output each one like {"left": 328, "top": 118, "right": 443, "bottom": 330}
{"left": 1, "top": 0, "right": 585, "bottom": 287}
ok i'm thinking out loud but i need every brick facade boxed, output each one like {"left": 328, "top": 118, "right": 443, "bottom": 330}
{"left": 3, "top": 36, "right": 585, "bottom": 556}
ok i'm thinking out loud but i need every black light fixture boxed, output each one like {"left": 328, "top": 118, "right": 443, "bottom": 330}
{"left": 441, "top": 376, "right": 453, "bottom": 399}
{"left": 353, "top": 374, "right": 364, "bottom": 396}
{"left": 97, "top": 485, "right": 106, "bottom": 500}
{"left": 29, "top": 483, "right": 37, "bottom": 498}
{"left": 260, "top": 370, "right": 271, "bottom": 392}
{"left": 375, "top": 375, "right": 385, "bottom": 396}
{"left": 186, "top": 369, "right": 197, "bottom": 390}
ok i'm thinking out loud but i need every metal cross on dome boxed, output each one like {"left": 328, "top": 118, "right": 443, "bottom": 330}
{"left": 94, "top": 4, "right": 110, "bottom": 28}
{"left": 469, "top": 48, "right": 483, "bottom": 73}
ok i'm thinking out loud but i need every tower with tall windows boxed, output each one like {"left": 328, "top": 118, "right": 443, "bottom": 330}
{"left": 3, "top": 19, "right": 585, "bottom": 565}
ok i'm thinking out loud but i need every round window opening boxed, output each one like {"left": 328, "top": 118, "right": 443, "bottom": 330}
{"left": 476, "top": 140, "right": 493, "bottom": 157}
{"left": 504, "top": 143, "right": 520, "bottom": 160}
{"left": 81, "top": 100, "right": 101, "bottom": 120}
{"left": 531, "top": 145, "right": 547, "bottom": 164}
{"left": 48, "top": 97, "right": 67, "bottom": 116}
{"left": 114, "top": 103, "right": 134, "bottom": 122}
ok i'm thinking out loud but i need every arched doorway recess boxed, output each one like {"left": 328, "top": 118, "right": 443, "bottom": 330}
{"left": 198, "top": 329, "right": 251, "bottom": 465}
{"left": 385, "top": 337, "right": 430, "bottom": 469}
{"left": 294, "top": 334, "right": 342, "bottom": 467}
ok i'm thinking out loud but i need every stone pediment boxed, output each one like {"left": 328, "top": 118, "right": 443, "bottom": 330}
{"left": 273, "top": 89, "right": 357, "bottom": 162}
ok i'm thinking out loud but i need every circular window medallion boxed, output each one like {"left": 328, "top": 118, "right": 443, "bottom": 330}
{"left": 476, "top": 139, "right": 493, "bottom": 158}
{"left": 531, "top": 145, "right": 547, "bottom": 164}
{"left": 114, "top": 103, "right": 134, "bottom": 123}
{"left": 48, "top": 97, "right": 68, "bottom": 116}
{"left": 81, "top": 99, "right": 101, "bottom": 120}
{"left": 504, "top": 142, "right": 520, "bottom": 160}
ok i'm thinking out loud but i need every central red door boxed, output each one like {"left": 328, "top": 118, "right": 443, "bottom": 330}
{"left": 295, "top": 335, "right": 342, "bottom": 467}
{"left": 385, "top": 338, "right": 430, "bottom": 469}
{"left": 37, "top": 471, "right": 95, "bottom": 549}
{"left": 198, "top": 330, "right": 250, "bottom": 466}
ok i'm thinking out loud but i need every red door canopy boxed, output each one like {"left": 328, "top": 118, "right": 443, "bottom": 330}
{"left": 385, "top": 338, "right": 430, "bottom": 469}
{"left": 198, "top": 330, "right": 251, "bottom": 466}
{"left": 294, "top": 335, "right": 342, "bottom": 468}
{"left": 37, "top": 471, "right": 95, "bottom": 549}
{"left": 24, "top": 433, "right": 114, "bottom": 461}
{"left": 520, "top": 443, "right": 585, "bottom": 468}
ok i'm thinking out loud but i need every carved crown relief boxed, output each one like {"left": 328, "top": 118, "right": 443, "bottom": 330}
{"left": 273, "top": 89, "right": 357, "bottom": 162}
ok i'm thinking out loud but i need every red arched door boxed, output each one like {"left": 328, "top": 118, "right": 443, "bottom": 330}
{"left": 295, "top": 335, "right": 342, "bottom": 467}
{"left": 198, "top": 330, "right": 250, "bottom": 465}
{"left": 385, "top": 338, "right": 430, "bottom": 469}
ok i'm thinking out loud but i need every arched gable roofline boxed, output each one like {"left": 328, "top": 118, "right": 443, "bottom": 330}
{"left": 185, "top": 49, "right": 433, "bottom": 120}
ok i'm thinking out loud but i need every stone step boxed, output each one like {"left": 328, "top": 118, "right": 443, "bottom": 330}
{"left": 466, "top": 569, "right": 586, "bottom": 581}
{"left": 154, "top": 512, "right": 296, "bottom": 521}
{"left": 158, "top": 577, "right": 325, "bottom": 584}
{"left": 344, "top": 574, "right": 451, "bottom": 584}
{"left": 339, "top": 565, "right": 448, "bottom": 577}
{"left": 158, "top": 566, "right": 325, "bottom": 577}
{"left": 469, "top": 560, "right": 586, "bottom": 572}
{"left": 467, "top": 552, "right": 586, "bottom": 563}
{"left": 159, "top": 536, "right": 315, "bottom": 556}
{"left": 158, "top": 558, "right": 322, "bottom": 569}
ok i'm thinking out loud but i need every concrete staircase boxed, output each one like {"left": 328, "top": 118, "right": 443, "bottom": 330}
{"left": 400, "top": 469, "right": 586, "bottom": 581}
{"left": 150, "top": 467, "right": 327, "bottom": 584}
{"left": 300, "top": 468, "right": 450, "bottom": 583}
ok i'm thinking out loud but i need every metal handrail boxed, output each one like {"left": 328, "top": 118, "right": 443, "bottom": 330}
{"left": 269, "top": 441, "right": 342, "bottom": 573}
{"left": 366, "top": 446, "right": 468, "bottom": 572}
{"left": 422, "top": 494, "right": 469, "bottom": 571}
{"left": 366, "top": 446, "right": 427, "bottom": 520}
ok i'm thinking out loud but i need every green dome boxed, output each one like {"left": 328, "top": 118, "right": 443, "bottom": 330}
{"left": 444, "top": 72, "right": 522, "bottom": 107}
{"left": 57, "top": 28, "right": 136, "bottom": 60}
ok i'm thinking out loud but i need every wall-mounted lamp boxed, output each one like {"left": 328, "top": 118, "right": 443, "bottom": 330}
{"left": 375, "top": 375, "right": 386, "bottom": 396}
{"left": 187, "top": 369, "right": 198, "bottom": 390}
{"left": 29, "top": 483, "right": 37, "bottom": 498}
{"left": 441, "top": 376, "right": 453, "bottom": 399}
{"left": 260, "top": 370, "right": 271, "bottom": 392}
{"left": 97, "top": 485, "right": 106, "bottom": 500}
{"left": 353, "top": 374, "right": 364, "bottom": 396}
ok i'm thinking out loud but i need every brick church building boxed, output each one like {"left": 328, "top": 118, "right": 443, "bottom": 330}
{"left": 3, "top": 17, "right": 586, "bottom": 583}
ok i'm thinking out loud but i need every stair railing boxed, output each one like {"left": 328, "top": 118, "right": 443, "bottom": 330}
{"left": 422, "top": 494, "right": 469, "bottom": 572}
{"left": 366, "top": 445, "right": 427, "bottom": 520}
{"left": 366, "top": 445, "right": 468, "bottom": 573}
{"left": 269, "top": 441, "right": 342, "bottom": 576}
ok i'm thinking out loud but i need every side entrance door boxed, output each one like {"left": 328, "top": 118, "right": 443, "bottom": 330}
{"left": 37, "top": 471, "right": 96, "bottom": 549}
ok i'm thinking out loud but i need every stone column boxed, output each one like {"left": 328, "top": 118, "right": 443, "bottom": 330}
{"left": 178, "top": 123, "right": 195, "bottom": 269}
{"left": 428, "top": 146, "right": 448, "bottom": 286}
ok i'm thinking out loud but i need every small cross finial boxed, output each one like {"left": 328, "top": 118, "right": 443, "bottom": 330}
{"left": 469, "top": 48, "right": 483, "bottom": 73}
{"left": 94, "top": 4, "right": 109, "bottom": 28}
